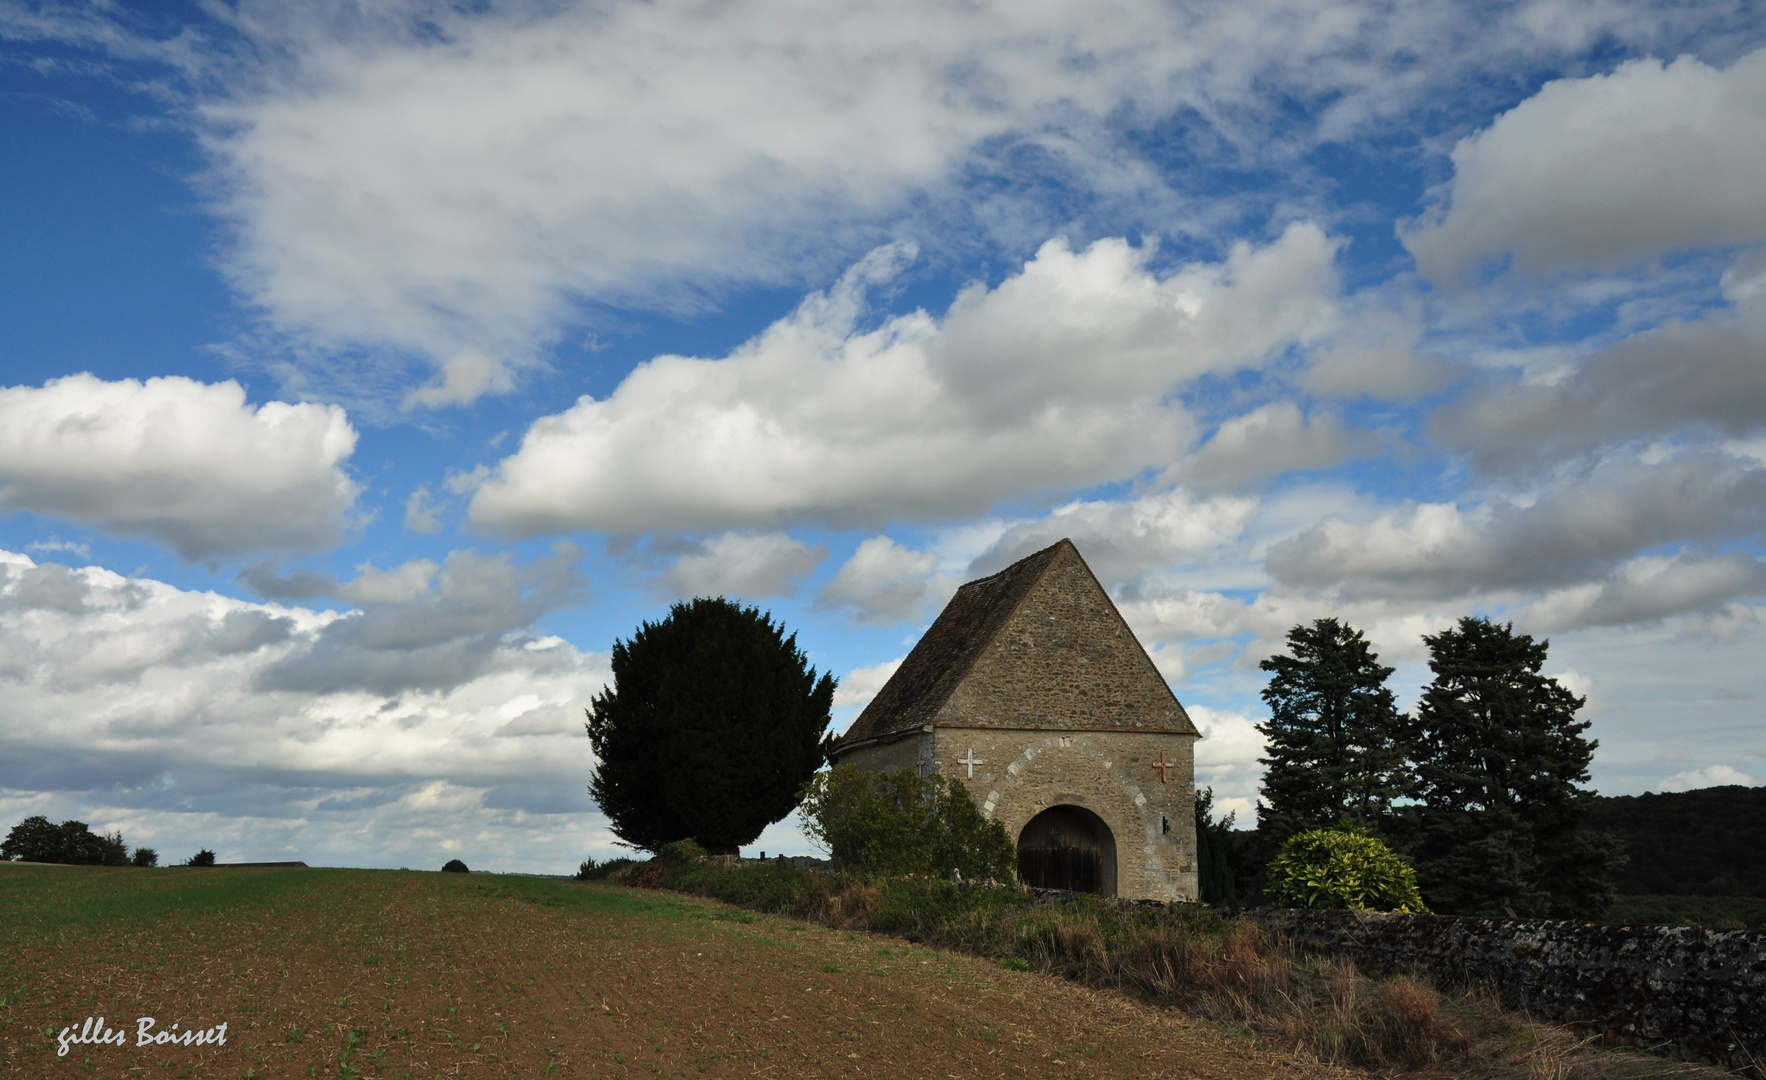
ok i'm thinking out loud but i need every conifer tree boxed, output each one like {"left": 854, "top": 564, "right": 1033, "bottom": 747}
{"left": 1193, "top": 786, "right": 1240, "bottom": 905}
{"left": 586, "top": 597, "right": 834, "bottom": 853}
{"left": 1256, "top": 618, "right": 1409, "bottom": 842}
{"left": 1402, "top": 616, "right": 1621, "bottom": 917}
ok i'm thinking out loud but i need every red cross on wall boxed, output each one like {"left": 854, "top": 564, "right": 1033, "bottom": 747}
{"left": 1152, "top": 752, "right": 1177, "bottom": 784}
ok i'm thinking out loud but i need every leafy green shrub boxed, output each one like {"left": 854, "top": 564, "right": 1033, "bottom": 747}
{"left": 1265, "top": 827, "right": 1428, "bottom": 912}
{"left": 440, "top": 858, "right": 469, "bottom": 873}
{"left": 131, "top": 847, "right": 159, "bottom": 867}
{"left": 184, "top": 848, "right": 217, "bottom": 867}
{"left": 798, "top": 765, "right": 1016, "bottom": 881}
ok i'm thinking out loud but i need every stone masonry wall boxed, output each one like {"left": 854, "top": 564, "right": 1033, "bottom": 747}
{"left": 935, "top": 728, "right": 1198, "bottom": 902}
{"left": 837, "top": 731, "right": 935, "bottom": 779}
{"left": 1255, "top": 909, "right": 1766, "bottom": 1072}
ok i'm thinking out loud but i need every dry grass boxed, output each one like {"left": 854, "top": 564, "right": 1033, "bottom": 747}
{"left": 655, "top": 861, "right": 1733, "bottom": 1080}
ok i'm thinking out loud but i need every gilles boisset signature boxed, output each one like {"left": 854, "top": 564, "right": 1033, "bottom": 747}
{"left": 56, "top": 1016, "right": 228, "bottom": 1057}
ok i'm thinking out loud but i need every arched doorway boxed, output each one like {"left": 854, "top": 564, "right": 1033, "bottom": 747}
{"left": 1017, "top": 805, "right": 1117, "bottom": 896}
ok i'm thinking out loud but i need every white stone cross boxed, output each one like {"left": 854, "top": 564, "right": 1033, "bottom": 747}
{"left": 958, "top": 748, "right": 984, "bottom": 778}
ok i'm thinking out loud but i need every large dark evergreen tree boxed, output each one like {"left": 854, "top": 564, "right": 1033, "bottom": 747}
{"left": 1402, "top": 616, "right": 1622, "bottom": 917}
{"left": 1193, "top": 786, "right": 1240, "bottom": 905}
{"left": 586, "top": 597, "right": 835, "bottom": 853}
{"left": 1256, "top": 618, "right": 1410, "bottom": 842}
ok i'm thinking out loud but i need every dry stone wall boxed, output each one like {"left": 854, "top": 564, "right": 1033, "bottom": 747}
{"left": 1255, "top": 909, "right": 1766, "bottom": 1072}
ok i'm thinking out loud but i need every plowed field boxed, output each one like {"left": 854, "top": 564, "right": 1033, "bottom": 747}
{"left": 0, "top": 865, "right": 1340, "bottom": 1079}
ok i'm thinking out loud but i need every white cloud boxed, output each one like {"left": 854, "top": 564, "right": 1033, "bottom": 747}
{"left": 403, "top": 484, "right": 445, "bottom": 534}
{"left": 1266, "top": 453, "right": 1766, "bottom": 605}
{"left": 1405, "top": 47, "right": 1766, "bottom": 282}
{"left": 1301, "top": 289, "right": 1449, "bottom": 400}
{"left": 0, "top": 547, "right": 611, "bottom": 870}
{"left": 659, "top": 532, "right": 827, "bottom": 600}
{"left": 470, "top": 227, "right": 1339, "bottom": 535}
{"left": 0, "top": 374, "right": 360, "bottom": 560}
{"left": 1433, "top": 283, "right": 1766, "bottom": 473}
{"left": 1550, "top": 668, "right": 1594, "bottom": 702}
{"left": 255, "top": 545, "right": 586, "bottom": 695}
{"left": 971, "top": 487, "right": 1258, "bottom": 586}
{"left": 1164, "top": 404, "right": 1360, "bottom": 491}
{"left": 176, "top": 0, "right": 1695, "bottom": 401}
{"left": 1520, "top": 551, "right": 1766, "bottom": 632}
{"left": 239, "top": 555, "right": 447, "bottom": 607}
{"left": 334, "top": 559, "right": 439, "bottom": 606}
{"left": 1189, "top": 705, "right": 1268, "bottom": 826}
{"left": 833, "top": 657, "right": 905, "bottom": 713}
{"left": 817, "top": 537, "right": 953, "bottom": 626}
{"left": 401, "top": 349, "right": 514, "bottom": 411}
{"left": 1116, "top": 581, "right": 1455, "bottom": 670}
{"left": 830, "top": 655, "right": 906, "bottom": 735}
{"left": 1663, "top": 764, "right": 1757, "bottom": 791}
{"left": 26, "top": 538, "right": 91, "bottom": 559}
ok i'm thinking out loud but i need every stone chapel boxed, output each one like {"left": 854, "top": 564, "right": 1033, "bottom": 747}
{"left": 830, "top": 538, "right": 1199, "bottom": 901}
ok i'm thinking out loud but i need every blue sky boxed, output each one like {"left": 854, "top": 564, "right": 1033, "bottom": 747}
{"left": 2, "top": 0, "right": 1763, "bottom": 872}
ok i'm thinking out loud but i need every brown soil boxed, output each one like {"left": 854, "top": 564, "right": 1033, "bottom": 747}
{"left": 2, "top": 867, "right": 1346, "bottom": 1079}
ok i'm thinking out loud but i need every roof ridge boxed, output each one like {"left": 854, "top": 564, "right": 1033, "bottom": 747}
{"left": 838, "top": 539, "right": 1070, "bottom": 746}
{"left": 906, "top": 538, "right": 1066, "bottom": 709}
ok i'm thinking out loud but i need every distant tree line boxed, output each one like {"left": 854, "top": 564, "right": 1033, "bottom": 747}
{"left": 1, "top": 815, "right": 217, "bottom": 868}
{"left": 1588, "top": 786, "right": 1766, "bottom": 898}
{"left": 1201, "top": 615, "right": 1624, "bottom": 918}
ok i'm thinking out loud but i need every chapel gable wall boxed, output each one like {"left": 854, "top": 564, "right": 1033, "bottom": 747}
{"left": 934, "top": 545, "right": 1189, "bottom": 732}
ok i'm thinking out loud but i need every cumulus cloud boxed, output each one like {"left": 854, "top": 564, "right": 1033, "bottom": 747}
{"left": 971, "top": 488, "right": 1258, "bottom": 586}
{"left": 659, "top": 532, "right": 827, "bottom": 600}
{"left": 1405, "top": 47, "right": 1766, "bottom": 282}
{"left": 334, "top": 559, "right": 440, "bottom": 605}
{"left": 156, "top": 0, "right": 1699, "bottom": 401}
{"left": 0, "top": 547, "right": 611, "bottom": 868}
{"left": 256, "top": 545, "right": 586, "bottom": 695}
{"left": 831, "top": 656, "right": 906, "bottom": 732}
{"left": 1301, "top": 290, "right": 1450, "bottom": 400}
{"left": 1663, "top": 764, "right": 1757, "bottom": 791}
{"left": 0, "top": 374, "right": 360, "bottom": 560}
{"left": 404, "top": 485, "right": 445, "bottom": 534}
{"left": 239, "top": 557, "right": 441, "bottom": 606}
{"left": 817, "top": 537, "right": 953, "bottom": 626}
{"left": 1267, "top": 453, "right": 1766, "bottom": 604}
{"left": 1521, "top": 551, "right": 1766, "bottom": 632}
{"left": 1114, "top": 579, "right": 1455, "bottom": 669}
{"left": 1434, "top": 278, "right": 1766, "bottom": 473}
{"left": 1189, "top": 706, "right": 1268, "bottom": 825}
{"left": 1164, "top": 404, "right": 1361, "bottom": 491}
{"left": 470, "top": 227, "right": 1339, "bottom": 535}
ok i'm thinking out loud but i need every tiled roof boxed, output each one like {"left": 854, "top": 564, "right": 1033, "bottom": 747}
{"left": 837, "top": 541, "right": 1069, "bottom": 745}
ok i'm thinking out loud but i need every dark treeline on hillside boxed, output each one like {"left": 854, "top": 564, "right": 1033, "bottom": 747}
{"left": 1589, "top": 785, "right": 1766, "bottom": 897}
